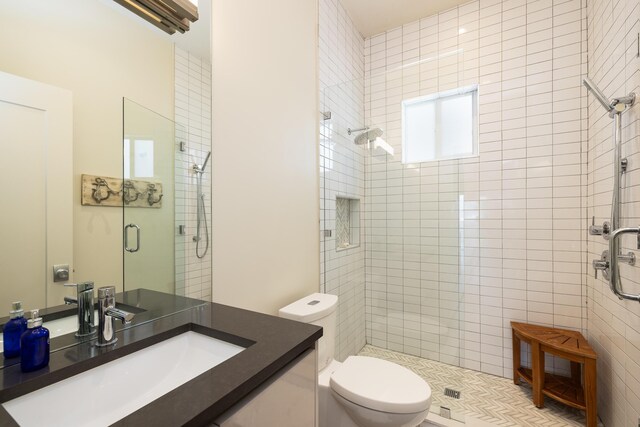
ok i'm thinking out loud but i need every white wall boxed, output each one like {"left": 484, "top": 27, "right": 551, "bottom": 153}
{"left": 586, "top": 0, "right": 640, "bottom": 425}
{"left": 0, "top": 0, "right": 175, "bottom": 293}
{"left": 211, "top": 0, "right": 319, "bottom": 314}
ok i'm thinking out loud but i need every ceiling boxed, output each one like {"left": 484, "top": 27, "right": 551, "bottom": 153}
{"left": 173, "top": 0, "right": 211, "bottom": 60}
{"left": 103, "top": 0, "right": 211, "bottom": 60}
{"left": 341, "top": 0, "right": 471, "bottom": 38}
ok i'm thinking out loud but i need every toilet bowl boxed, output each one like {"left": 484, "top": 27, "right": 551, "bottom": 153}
{"left": 280, "top": 293, "right": 432, "bottom": 427}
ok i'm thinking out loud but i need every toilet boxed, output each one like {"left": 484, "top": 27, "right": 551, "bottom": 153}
{"left": 279, "top": 293, "right": 432, "bottom": 427}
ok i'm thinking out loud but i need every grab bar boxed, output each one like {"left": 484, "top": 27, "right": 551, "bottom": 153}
{"left": 608, "top": 226, "right": 640, "bottom": 302}
{"left": 585, "top": 77, "right": 639, "bottom": 302}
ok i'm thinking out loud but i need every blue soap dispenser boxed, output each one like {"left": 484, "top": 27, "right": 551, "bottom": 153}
{"left": 3, "top": 301, "right": 28, "bottom": 358}
{"left": 20, "top": 309, "right": 49, "bottom": 372}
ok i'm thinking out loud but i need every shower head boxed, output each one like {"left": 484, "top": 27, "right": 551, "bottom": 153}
{"left": 354, "top": 128, "right": 383, "bottom": 145}
{"left": 583, "top": 77, "right": 613, "bottom": 113}
{"left": 202, "top": 151, "right": 211, "bottom": 171}
{"left": 194, "top": 151, "right": 212, "bottom": 174}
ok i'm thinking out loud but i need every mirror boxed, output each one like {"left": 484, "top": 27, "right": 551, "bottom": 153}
{"left": 0, "top": 0, "right": 211, "bottom": 332}
{"left": 0, "top": 71, "right": 73, "bottom": 311}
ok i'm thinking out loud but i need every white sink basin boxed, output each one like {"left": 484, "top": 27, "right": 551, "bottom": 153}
{"left": 3, "top": 331, "right": 244, "bottom": 426}
{"left": 0, "top": 311, "right": 98, "bottom": 353}
{"left": 43, "top": 310, "right": 99, "bottom": 337}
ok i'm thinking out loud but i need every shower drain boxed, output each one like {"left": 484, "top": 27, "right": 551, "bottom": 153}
{"left": 444, "top": 388, "right": 461, "bottom": 399}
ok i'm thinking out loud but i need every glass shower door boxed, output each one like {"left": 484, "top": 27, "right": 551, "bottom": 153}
{"left": 321, "top": 73, "right": 468, "bottom": 423}
{"left": 361, "top": 120, "right": 466, "bottom": 422}
{"left": 122, "top": 99, "right": 184, "bottom": 294}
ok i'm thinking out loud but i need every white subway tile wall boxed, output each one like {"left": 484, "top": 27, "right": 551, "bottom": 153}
{"left": 362, "top": 0, "right": 588, "bottom": 379}
{"left": 319, "top": 0, "right": 368, "bottom": 362}
{"left": 585, "top": 0, "right": 640, "bottom": 425}
{"left": 175, "top": 47, "right": 212, "bottom": 301}
{"left": 321, "top": 2, "right": 640, "bottom": 422}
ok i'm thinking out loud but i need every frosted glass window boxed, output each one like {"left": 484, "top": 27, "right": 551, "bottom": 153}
{"left": 134, "top": 139, "right": 155, "bottom": 178}
{"left": 123, "top": 139, "right": 131, "bottom": 179}
{"left": 402, "top": 85, "right": 478, "bottom": 163}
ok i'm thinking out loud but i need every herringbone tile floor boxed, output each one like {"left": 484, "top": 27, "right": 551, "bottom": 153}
{"left": 358, "top": 345, "right": 603, "bottom": 427}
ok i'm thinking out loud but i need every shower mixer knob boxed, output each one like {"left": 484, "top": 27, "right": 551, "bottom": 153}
{"left": 589, "top": 217, "right": 610, "bottom": 239}
{"left": 592, "top": 250, "right": 610, "bottom": 280}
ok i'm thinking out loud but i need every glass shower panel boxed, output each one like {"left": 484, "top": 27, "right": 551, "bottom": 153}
{"left": 321, "top": 69, "right": 468, "bottom": 423}
{"left": 320, "top": 78, "right": 367, "bottom": 362}
{"left": 122, "top": 99, "right": 185, "bottom": 295}
{"left": 174, "top": 124, "right": 187, "bottom": 297}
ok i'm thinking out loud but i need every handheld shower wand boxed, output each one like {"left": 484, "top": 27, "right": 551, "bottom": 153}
{"left": 194, "top": 151, "right": 211, "bottom": 173}
{"left": 584, "top": 77, "right": 640, "bottom": 302}
{"left": 582, "top": 77, "right": 613, "bottom": 114}
{"left": 193, "top": 151, "right": 211, "bottom": 259}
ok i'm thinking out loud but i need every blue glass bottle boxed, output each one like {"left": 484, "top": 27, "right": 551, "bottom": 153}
{"left": 3, "top": 302, "right": 27, "bottom": 358}
{"left": 20, "top": 309, "right": 49, "bottom": 372}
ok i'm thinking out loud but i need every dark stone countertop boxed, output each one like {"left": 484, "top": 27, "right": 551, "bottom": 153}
{"left": 0, "top": 290, "right": 322, "bottom": 426}
{"left": 0, "top": 288, "right": 207, "bottom": 370}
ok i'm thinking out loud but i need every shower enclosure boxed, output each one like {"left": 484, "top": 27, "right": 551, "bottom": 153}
{"left": 122, "top": 99, "right": 186, "bottom": 295}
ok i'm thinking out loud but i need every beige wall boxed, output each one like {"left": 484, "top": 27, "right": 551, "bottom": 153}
{"left": 211, "top": 0, "right": 320, "bottom": 314}
{"left": 0, "top": 0, "right": 174, "bottom": 295}
{"left": 0, "top": 72, "right": 73, "bottom": 310}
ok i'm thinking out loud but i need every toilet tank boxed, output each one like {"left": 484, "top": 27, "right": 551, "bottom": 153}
{"left": 279, "top": 293, "right": 338, "bottom": 371}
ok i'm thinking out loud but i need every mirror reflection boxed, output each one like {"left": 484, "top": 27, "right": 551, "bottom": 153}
{"left": 0, "top": 0, "right": 212, "bottom": 361}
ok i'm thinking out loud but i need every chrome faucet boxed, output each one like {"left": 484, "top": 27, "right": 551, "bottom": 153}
{"left": 63, "top": 282, "right": 96, "bottom": 337}
{"left": 96, "top": 286, "right": 134, "bottom": 346}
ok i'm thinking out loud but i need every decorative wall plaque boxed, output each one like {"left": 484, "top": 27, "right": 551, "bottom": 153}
{"left": 81, "top": 174, "right": 163, "bottom": 208}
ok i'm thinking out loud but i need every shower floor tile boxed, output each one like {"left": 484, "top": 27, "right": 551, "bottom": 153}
{"left": 358, "top": 345, "right": 603, "bottom": 427}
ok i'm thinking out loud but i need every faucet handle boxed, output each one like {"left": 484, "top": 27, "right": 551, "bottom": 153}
{"left": 98, "top": 286, "right": 116, "bottom": 300}
{"left": 64, "top": 282, "right": 94, "bottom": 293}
{"left": 592, "top": 250, "right": 610, "bottom": 280}
{"left": 592, "top": 259, "right": 607, "bottom": 279}
{"left": 107, "top": 307, "right": 135, "bottom": 325}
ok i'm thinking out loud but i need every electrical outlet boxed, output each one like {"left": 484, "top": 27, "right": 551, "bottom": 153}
{"left": 52, "top": 264, "right": 70, "bottom": 282}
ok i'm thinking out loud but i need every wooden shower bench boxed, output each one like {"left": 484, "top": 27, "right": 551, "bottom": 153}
{"left": 511, "top": 322, "right": 597, "bottom": 427}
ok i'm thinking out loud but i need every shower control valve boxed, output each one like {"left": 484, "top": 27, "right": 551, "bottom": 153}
{"left": 592, "top": 250, "right": 610, "bottom": 280}
{"left": 589, "top": 217, "right": 611, "bottom": 240}
{"left": 618, "top": 252, "right": 636, "bottom": 266}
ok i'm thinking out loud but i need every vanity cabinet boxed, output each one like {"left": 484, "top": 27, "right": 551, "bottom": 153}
{"left": 213, "top": 349, "right": 317, "bottom": 427}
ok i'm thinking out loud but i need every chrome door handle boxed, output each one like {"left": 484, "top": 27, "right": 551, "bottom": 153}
{"left": 124, "top": 223, "right": 140, "bottom": 253}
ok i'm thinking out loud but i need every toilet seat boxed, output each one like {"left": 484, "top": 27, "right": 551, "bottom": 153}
{"left": 329, "top": 356, "right": 431, "bottom": 414}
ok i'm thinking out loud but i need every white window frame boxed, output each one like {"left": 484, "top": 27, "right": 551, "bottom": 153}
{"left": 402, "top": 84, "right": 479, "bottom": 164}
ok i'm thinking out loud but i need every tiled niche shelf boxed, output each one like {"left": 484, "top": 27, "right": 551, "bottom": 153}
{"left": 336, "top": 196, "right": 360, "bottom": 251}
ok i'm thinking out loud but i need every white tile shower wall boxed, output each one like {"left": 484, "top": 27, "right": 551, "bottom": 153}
{"left": 363, "top": 0, "right": 588, "bottom": 379}
{"left": 319, "top": 0, "right": 367, "bottom": 361}
{"left": 175, "top": 47, "right": 212, "bottom": 301}
{"left": 585, "top": 0, "right": 640, "bottom": 425}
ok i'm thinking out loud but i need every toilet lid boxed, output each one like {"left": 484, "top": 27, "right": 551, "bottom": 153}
{"left": 330, "top": 356, "right": 431, "bottom": 414}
